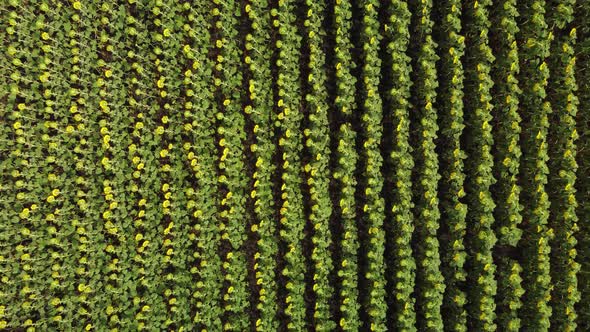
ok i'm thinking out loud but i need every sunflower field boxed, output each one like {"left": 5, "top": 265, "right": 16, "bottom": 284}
{"left": 1, "top": 0, "right": 589, "bottom": 331}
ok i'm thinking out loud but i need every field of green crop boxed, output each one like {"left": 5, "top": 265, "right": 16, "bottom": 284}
{"left": 1, "top": 0, "right": 589, "bottom": 331}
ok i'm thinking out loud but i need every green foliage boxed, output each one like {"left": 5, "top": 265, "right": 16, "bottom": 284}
{"left": 489, "top": 0, "right": 524, "bottom": 330}
{"left": 177, "top": 1, "right": 224, "bottom": 330}
{"left": 574, "top": 1, "right": 590, "bottom": 329}
{"left": 407, "top": 1, "right": 444, "bottom": 331}
{"left": 213, "top": 0, "right": 250, "bottom": 330}
{"left": 462, "top": 1, "right": 497, "bottom": 330}
{"left": 302, "top": 0, "right": 334, "bottom": 329}
{"left": 547, "top": 2, "right": 580, "bottom": 330}
{"left": 246, "top": 0, "right": 279, "bottom": 330}
{"left": 432, "top": 1, "right": 467, "bottom": 330}
{"left": 275, "top": 0, "right": 307, "bottom": 329}
{"left": 384, "top": 1, "right": 417, "bottom": 330}
{"left": 515, "top": 0, "right": 554, "bottom": 330}
{"left": 0, "top": 1, "right": 588, "bottom": 330}
{"left": 358, "top": 0, "right": 387, "bottom": 330}
{"left": 333, "top": 0, "right": 360, "bottom": 329}
{"left": 495, "top": 258, "right": 525, "bottom": 331}
{"left": 334, "top": 125, "right": 360, "bottom": 331}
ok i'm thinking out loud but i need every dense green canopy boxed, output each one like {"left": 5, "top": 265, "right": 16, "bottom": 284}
{"left": 0, "top": 0, "right": 588, "bottom": 331}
